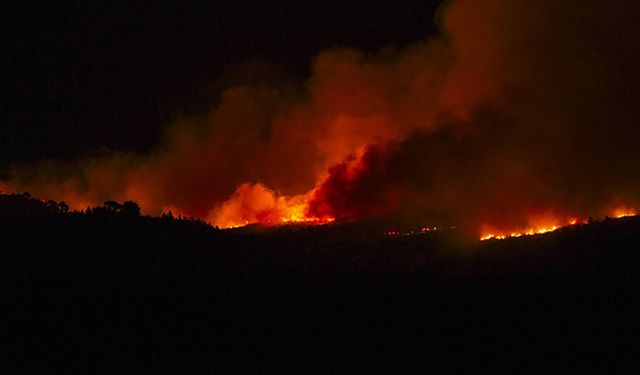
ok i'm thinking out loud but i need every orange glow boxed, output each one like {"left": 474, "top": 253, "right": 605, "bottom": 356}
{"left": 612, "top": 207, "right": 637, "bottom": 219}
{"left": 480, "top": 225, "right": 561, "bottom": 241}
{"left": 480, "top": 207, "right": 637, "bottom": 241}
{"left": 207, "top": 183, "right": 334, "bottom": 229}
{"left": 480, "top": 219, "right": 578, "bottom": 241}
{"left": 1, "top": 1, "right": 639, "bottom": 238}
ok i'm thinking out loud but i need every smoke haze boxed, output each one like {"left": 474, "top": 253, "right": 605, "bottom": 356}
{"left": 3, "top": 0, "right": 639, "bottom": 236}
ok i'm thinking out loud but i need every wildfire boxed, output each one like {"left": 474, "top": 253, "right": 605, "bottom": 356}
{"left": 480, "top": 224, "right": 564, "bottom": 241}
{"left": 612, "top": 207, "right": 637, "bottom": 219}
{"left": 281, "top": 215, "right": 335, "bottom": 225}
{"left": 480, "top": 207, "right": 638, "bottom": 241}
{"left": 218, "top": 210, "right": 334, "bottom": 229}
{"left": 208, "top": 183, "right": 335, "bottom": 229}
{"left": 0, "top": 0, "right": 638, "bottom": 250}
{"left": 221, "top": 214, "right": 334, "bottom": 229}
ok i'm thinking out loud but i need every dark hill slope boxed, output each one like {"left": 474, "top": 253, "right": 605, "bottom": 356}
{"left": 2, "top": 193, "right": 639, "bottom": 373}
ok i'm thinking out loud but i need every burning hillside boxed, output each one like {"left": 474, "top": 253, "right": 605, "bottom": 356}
{"left": 1, "top": 0, "right": 639, "bottom": 238}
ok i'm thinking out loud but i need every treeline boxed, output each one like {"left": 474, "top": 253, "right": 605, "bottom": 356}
{"left": 0, "top": 192, "right": 203, "bottom": 223}
{"left": 2, "top": 192, "right": 640, "bottom": 372}
{"left": 2, "top": 191, "right": 640, "bottom": 278}
{"left": 0, "top": 192, "right": 234, "bottom": 276}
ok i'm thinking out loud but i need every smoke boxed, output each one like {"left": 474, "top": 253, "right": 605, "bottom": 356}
{"left": 3, "top": 0, "right": 640, "bottom": 235}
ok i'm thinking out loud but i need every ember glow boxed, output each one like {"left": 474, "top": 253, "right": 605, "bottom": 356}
{"left": 612, "top": 207, "right": 637, "bottom": 219}
{"left": 206, "top": 183, "right": 334, "bottom": 229}
{"left": 2, "top": 0, "right": 639, "bottom": 238}
{"left": 481, "top": 222, "right": 573, "bottom": 241}
{"left": 480, "top": 207, "right": 638, "bottom": 241}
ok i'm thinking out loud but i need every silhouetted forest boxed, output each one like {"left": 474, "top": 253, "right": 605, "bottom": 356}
{"left": 2, "top": 192, "right": 639, "bottom": 373}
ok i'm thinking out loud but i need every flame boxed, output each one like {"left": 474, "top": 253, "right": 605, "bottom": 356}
{"left": 207, "top": 183, "right": 334, "bottom": 229}
{"left": 479, "top": 212, "right": 584, "bottom": 241}
{"left": 480, "top": 224, "right": 563, "bottom": 241}
{"left": 480, "top": 219, "right": 586, "bottom": 241}
{"left": 480, "top": 207, "right": 637, "bottom": 241}
{"left": 612, "top": 207, "right": 637, "bottom": 219}
{"left": 1, "top": 0, "right": 639, "bottom": 237}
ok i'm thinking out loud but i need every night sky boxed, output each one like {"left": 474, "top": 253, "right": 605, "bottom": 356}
{"left": 2, "top": 0, "right": 442, "bottom": 169}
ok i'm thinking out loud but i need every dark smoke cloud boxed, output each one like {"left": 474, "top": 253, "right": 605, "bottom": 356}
{"left": 308, "top": 102, "right": 640, "bottom": 236}
{"left": 305, "top": 0, "right": 640, "bottom": 235}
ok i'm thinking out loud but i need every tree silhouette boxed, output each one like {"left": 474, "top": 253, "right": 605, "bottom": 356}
{"left": 104, "top": 201, "right": 123, "bottom": 211}
{"left": 58, "top": 201, "right": 69, "bottom": 213}
{"left": 121, "top": 201, "right": 141, "bottom": 217}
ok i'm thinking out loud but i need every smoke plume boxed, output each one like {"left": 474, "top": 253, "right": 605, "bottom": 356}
{"left": 3, "top": 0, "right": 640, "bottom": 236}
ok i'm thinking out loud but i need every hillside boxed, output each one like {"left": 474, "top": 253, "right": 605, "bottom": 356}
{"left": 2, "top": 193, "right": 640, "bottom": 372}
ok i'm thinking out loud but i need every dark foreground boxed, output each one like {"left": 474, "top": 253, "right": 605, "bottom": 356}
{"left": 2, "top": 194, "right": 639, "bottom": 373}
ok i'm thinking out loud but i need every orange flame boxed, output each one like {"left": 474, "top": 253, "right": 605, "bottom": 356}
{"left": 206, "top": 183, "right": 334, "bottom": 229}
{"left": 480, "top": 223, "right": 565, "bottom": 241}
{"left": 480, "top": 207, "right": 637, "bottom": 241}
{"left": 612, "top": 207, "right": 637, "bottom": 219}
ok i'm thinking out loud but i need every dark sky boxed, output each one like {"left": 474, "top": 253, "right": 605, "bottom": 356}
{"left": 2, "top": 0, "right": 442, "bottom": 170}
